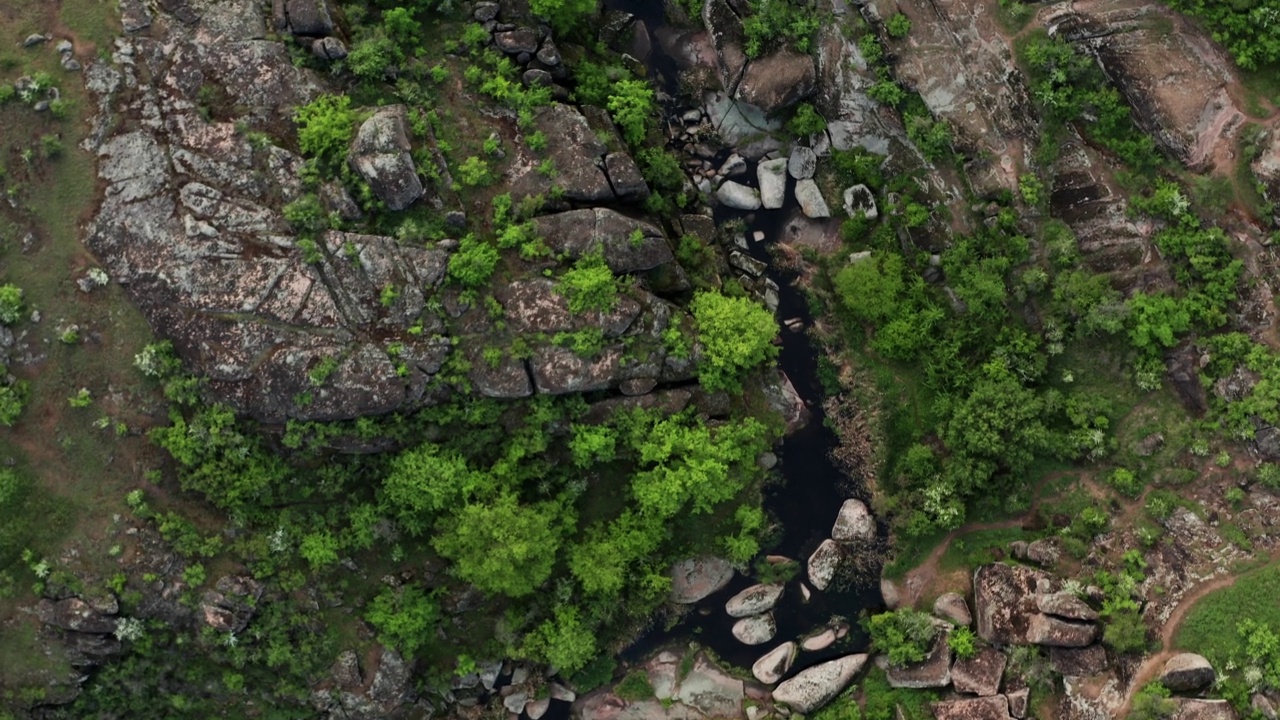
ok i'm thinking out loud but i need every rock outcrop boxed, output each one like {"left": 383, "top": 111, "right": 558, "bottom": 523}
{"left": 1160, "top": 653, "right": 1215, "bottom": 692}
{"left": 933, "top": 695, "right": 1014, "bottom": 720}
{"left": 670, "top": 557, "right": 735, "bottom": 603}
{"left": 347, "top": 105, "right": 424, "bottom": 212}
{"left": 771, "top": 654, "right": 868, "bottom": 714}
{"left": 884, "top": 635, "right": 952, "bottom": 689}
{"left": 934, "top": 592, "right": 972, "bottom": 626}
{"left": 951, "top": 647, "right": 1006, "bottom": 697}
{"left": 974, "top": 563, "right": 1050, "bottom": 645}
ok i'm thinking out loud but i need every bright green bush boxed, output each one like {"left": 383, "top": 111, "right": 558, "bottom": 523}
{"left": 834, "top": 252, "right": 907, "bottom": 325}
{"left": 365, "top": 585, "right": 439, "bottom": 659}
{"left": 556, "top": 253, "right": 617, "bottom": 313}
{"left": 447, "top": 234, "right": 500, "bottom": 287}
{"left": 689, "top": 291, "right": 779, "bottom": 392}
{"left": 866, "top": 608, "right": 939, "bottom": 666}
{"left": 294, "top": 94, "right": 359, "bottom": 171}
{"left": 886, "top": 13, "right": 912, "bottom": 38}
{"left": 788, "top": 103, "right": 827, "bottom": 137}
{"left": 0, "top": 284, "right": 23, "bottom": 324}
{"left": 607, "top": 79, "right": 656, "bottom": 146}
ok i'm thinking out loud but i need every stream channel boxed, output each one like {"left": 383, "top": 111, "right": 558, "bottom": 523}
{"left": 610, "top": 0, "right": 887, "bottom": 682}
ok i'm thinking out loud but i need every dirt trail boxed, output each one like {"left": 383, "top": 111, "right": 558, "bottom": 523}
{"left": 895, "top": 516, "right": 1029, "bottom": 608}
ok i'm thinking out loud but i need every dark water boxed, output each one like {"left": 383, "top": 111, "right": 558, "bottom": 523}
{"left": 599, "top": 0, "right": 886, "bottom": 682}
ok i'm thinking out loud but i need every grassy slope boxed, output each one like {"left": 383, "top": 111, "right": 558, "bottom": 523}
{"left": 1174, "top": 563, "right": 1280, "bottom": 663}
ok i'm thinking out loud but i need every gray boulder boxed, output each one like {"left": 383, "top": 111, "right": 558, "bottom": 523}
{"left": 281, "top": 0, "right": 333, "bottom": 36}
{"left": 604, "top": 152, "right": 650, "bottom": 202}
{"left": 670, "top": 557, "right": 735, "bottom": 603}
{"left": 1025, "top": 613, "right": 1098, "bottom": 647}
{"left": 831, "top": 498, "right": 874, "bottom": 543}
{"left": 717, "top": 180, "right": 762, "bottom": 210}
{"left": 1161, "top": 653, "right": 1215, "bottom": 692}
{"left": 1048, "top": 645, "right": 1108, "bottom": 676}
{"left": 843, "top": 184, "right": 878, "bottom": 219}
{"left": 1007, "top": 688, "right": 1030, "bottom": 718}
{"left": 732, "top": 613, "right": 777, "bottom": 645}
{"left": 788, "top": 146, "right": 817, "bottom": 179}
{"left": 806, "top": 539, "right": 843, "bottom": 591}
{"left": 736, "top": 49, "right": 816, "bottom": 114}
{"left": 884, "top": 635, "right": 952, "bottom": 688}
{"left": 1036, "top": 592, "right": 1098, "bottom": 621}
{"left": 494, "top": 28, "right": 539, "bottom": 54}
{"left": 757, "top": 158, "right": 788, "bottom": 209}
{"left": 312, "top": 36, "right": 348, "bottom": 60}
{"left": 752, "top": 642, "right": 796, "bottom": 684}
{"left": 934, "top": 592, "right": 972, "bottom": 626}
{"left": 725, "top": 584, "right": 784, "bottom": 618}
{"left": 795, "top": 179, "right": 830, "bottom": 218}
{"left": 534, "top": 208, "right": 672, "bottom": 273}
{"left": 951, "top": 647, "right": 1006, "bottom": 696}
{"left": 974, "top": 563, "right": 1050, "bottom": 645}
{"left": 1170, "top": 699, "right": 1237, "bottom": 720}
{"left": 771, "top": 654, "right": 868, "bottom": 713}
{"left": 348, "top": 105, "right": 424, "bottom": 212}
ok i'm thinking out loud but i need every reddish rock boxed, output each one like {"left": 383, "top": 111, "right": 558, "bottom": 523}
{"left": 1025, "top": 614, "right": 1098, "bottom": 648}
{"left": 1048, "top": 645, "right": 1108, "bottom": 676}
{"left": 973, "top": 563, "right": 1050, "bottom": 645}
{"left": 932, "top": 695, "right": 1013, "bottom": 720}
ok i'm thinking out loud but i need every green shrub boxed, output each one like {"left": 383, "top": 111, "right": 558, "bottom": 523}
{"left": 741, "top": 0, "right": 820, "bottom": 58}
{"left": 1106, "top": 468, "right": 1142, "bottom": 498}
{"left": 557, "top": 253, "right": 617, "bottom": 313}
{"left": 886, "top": 13, "right": 912, "bottom": 38}
{"left": 689, "top": 291, "right": 779, "bottom": 392}
{"left": 1129, "top": 683, "right": 1175, "bottom": 720}
{"left": 788, "top": 103, "right": 827, "bottom": 137}
{"left": 0, "top": 284, "right": 24, "bottom": 324}
{"left": 866, "top": 608, "right": 939, "bottom": 667}
{"left": 365, "top": 585, "right": 439, "bottom": 659}
{"left": 347, "top": 33, "right": 403, "bottom": 81}
{"left": 834, "top": 252, "right": 906, "bottom": 325}
{"left": 294, "top": 94, "right": 359, "bottom": 171}
{"left": 457, "top": 156, "right": 495, "bottom": 187}
{"left": 615, "top": 669, "right": 654, "bottom": 701}
{"left": 947, "top": 625, "right": 978, "bottom": 659}
{"left": 607, "top": 79, "right": 656, "bottom": 146}
{"left": 0, "top": 382, "right": 27, "bottom": 426}
{"left": 529, "top": 0, "right": 597, "bottom": 34}
{"left": 447, "top": 234, "right": 500, "bottom": 287}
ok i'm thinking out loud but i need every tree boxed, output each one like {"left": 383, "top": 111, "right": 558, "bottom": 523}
{"left": 432, "top": 492, "right": 570, "bottom": 597}
{"left": 381, "top": 443, "right": 484, "bottom": 535}
{"left": 519, "top": 605, "right": 597, "bottom": 671}
{"left": 294, "top": 94, "right": 359, "bottom": 172}
{"left": 689, "top": 291, "right": 778, "bottom": 392}
{"left": 833, "top": 252, "right": 906, "bottom": 324}
{"left": 1127, "top": 293, "right": 1191, "bottom": 353}
{"left": 365, "top": 585, "right": 439, "bottom": 659}
{"left": 938, "top": 360, "right": 1052, "bottom": 490}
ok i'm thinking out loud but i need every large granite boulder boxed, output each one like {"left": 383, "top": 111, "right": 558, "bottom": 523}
{"left": 974, "top": 563, "right": 1050, "bottom": 645}
{"left": 807, "top": 539, "right": 844, "bottom": 591}
{"left": 670, "top": 557, "right": 735, "bottom": 603}
{"left": 1025, "top": 614, "right": 1099, "bottom": 647}
{"left": 717, "top": 180, "right": 762, "bottom": 210}
{"left": 1160, "top": 653, "right": 1215, "bottom": 692}
{"left": 934, "top": 592, "right": 972, "bottom": 626}
{"left": 771, "top": 654, "right": 868, "bottom": 713}
{"left": 757, "top": 158, "right": 788, "bottom": 210}
{"left": 1048, "top": 645, "right": 1108, "bottom": 676}
{"left": 725, "top": 584, "right": 784, "bottom": 618}
{"left": 884, "top": 634, "right": 952, "bottom": 689}
{"left": 348, "top": 105, "right": 424, "bottom": 211}
{"left": 932, "top": 696, "right": 1014, "bottom": 720}
{"left": 513, "top": 104, "right": 614, "bottom": 203}
{"left": 277, "top": 0, "right": 334, "bottom": 36}
{"left": 1171, "top": 699, "right": 1238, "bottom": 720}
{"left": 676, "top": 655, "right": 745, "bottom": 717}
{"left": 752, "top": 642, "right": 796, "bottom": 684}
{"left": 951, "top": 647, "right": 1007, "bottom": 696}
{"left": 831, "top": 498, "right": 874, "bottom": 543}
{"left": 735, "top": 49, "right": 816, "bottom": 114}
{"left": 1035, "top": 592, "right": 1098, "bottom": 622}
{"left": 732, "top": 613, "right": 777, "bottom": 645}
{"left": 36, "top": 598, "right": 118, "bottom": 635}
{"left": 534, "top": 208, "right": 673, "bottom": 274}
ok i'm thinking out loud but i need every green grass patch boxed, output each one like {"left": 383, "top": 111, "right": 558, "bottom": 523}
{"left": 1175, "top": 562, "right": 1280, "bottom": 665}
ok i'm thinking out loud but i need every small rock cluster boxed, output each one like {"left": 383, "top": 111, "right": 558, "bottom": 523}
{"left": 806, "top": 498, "right": 874, "bottom": 591}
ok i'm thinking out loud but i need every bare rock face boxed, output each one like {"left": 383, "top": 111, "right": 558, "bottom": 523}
{"left": 1171, "top": 699, "right": 1238, "bottom": 720}
{"left": 752, "top": 642, "right": 797, "bottom": 684}
{"left": 1252, "top": 129, "right": 1280, "bottom": 207}
{"left": 1161, "top": 653, "right": 1215, "bottom": 692}
{"left": 831, "top": 498, "right": 875, "bottom": 543}
{"left": 807, "top": 539, "right": 844, "bottom": 591}
{"left": 732, "top": 613, "right": 777, "bottom": 645}
{"left": 951, "top": 647, "right": 1006, "bottom": 697}
{"left": 771, "top": 654, "right": 868, "bottom": 713}
{"left": 37, "top": 598, "right": 119, "bottom": 635}
{"left": 1025, "top": 614, "right": 1099, "bottom": 648}
{"left": 348, "top": 105, "right": 425, "bottom": 212}
{"left": 676, "top": 654, "right": 745, "bottom": 717}
{"left": 974, "top": 563, "right": 1050, "bottom": 645}
{"left": 1050, "top": 3, "right": 1244, "bottom": 171}
{"left": 534, "top": 208, "right": 674, "bottom": 273}
{"left": 278, "top": 0, "right": 334, "bottom": 37}
{"left": 884, "top": 635, "right": 952, "bottom": 689}
{"left": 513, "top": 104, "right": 614, "bottom": 203}
{"left": 1048, "top": 645, "right": 1108, "bottom": 676}
{"left": 670, "top": 557, "right": 735, "bottom": 603}
{"left": 1006, "top": 688, "right": 1030, "bottom": 718}
{"left": 735, "top": 49, "right": 816, "bottom": 114}
{"left": 932, "top": 695, "right": 1014, "bottom": 720}
{"left": 934, "top": 592, "right": 972, "bottom": 626}
{"left": 725, "top": 584, "right": 785, "bottom": 618}
{"left": 1035, "top": 592, "right": 1098, "bottom": 622}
